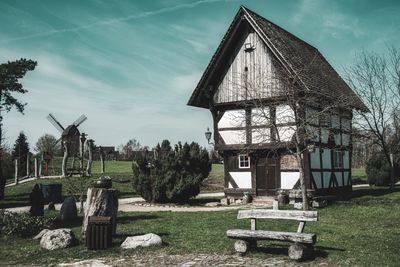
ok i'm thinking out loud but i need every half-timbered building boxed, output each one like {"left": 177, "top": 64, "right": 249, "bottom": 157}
{"left": 187, "top": 6, "right": 367, "bottom": 198}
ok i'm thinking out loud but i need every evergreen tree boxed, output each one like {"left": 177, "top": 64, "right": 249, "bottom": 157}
{"left": 12, "top": 132, "right": 30, "bottom": 177}
{"left": 0, "top": 58, "right": 37, "bottom": 199}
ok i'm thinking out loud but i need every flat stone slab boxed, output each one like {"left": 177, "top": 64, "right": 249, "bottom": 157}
{"left": 121, "top": 233, "right": 162, "bottom": 249}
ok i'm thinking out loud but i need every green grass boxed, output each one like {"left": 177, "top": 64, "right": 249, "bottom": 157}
{"left": 352, "top": 168, "right": 367, "bottom": 185}
{"left": 1, "top": 160, "right": 135, "bottom": 209}
{"left": 1, "top": 186, "right": 400, "bottom": 266}
{"left": 1, "top": 162, "right": 224, "bottom": 209}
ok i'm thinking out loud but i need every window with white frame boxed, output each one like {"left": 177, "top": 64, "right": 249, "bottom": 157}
{"left": 239, "top": 154, "right": 250, "bottom": 168}
{"left": 333, "top": 150, "right": 343, "bottom": 169}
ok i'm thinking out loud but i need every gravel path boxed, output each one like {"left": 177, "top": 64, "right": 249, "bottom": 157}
{"left": 58, "top": 253, "right": 330, "bottom": 267}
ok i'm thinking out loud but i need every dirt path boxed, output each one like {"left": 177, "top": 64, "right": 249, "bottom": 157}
{"left": 4, "top": 192, "right": 258, "bottom": 213}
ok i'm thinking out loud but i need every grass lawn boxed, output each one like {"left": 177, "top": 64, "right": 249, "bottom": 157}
{"left": 352, "top": 168, "right": 368, "bottom": 185}
{"left": 1, "top": 187, "right": 399, "bottom": 266}
{"left": 1, "top": 162, "right": 224, "bottom": 209}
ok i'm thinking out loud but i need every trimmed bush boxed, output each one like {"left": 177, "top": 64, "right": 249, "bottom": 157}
{"left": 132, "top": 140, "right": 211, "bottom": 203}
{"left": 0, "top": 211, "right": 55, "bottom": 238}
{"left": 366, "top": 153, "right": 392, "bottom": 186}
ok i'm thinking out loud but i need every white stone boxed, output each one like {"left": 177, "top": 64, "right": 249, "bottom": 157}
{"left": 58, "top": 259, "right": 111, "bottom": 267}
{"left": 293, "top": 202, "right": 303, "bottom": 210}
{"left": 121, "top": 233, "right": 162, "bottom": 249}
{"left": 33, "top": 229, "right": 49, "bottom": 240}
{"left": 205, "top": 202, "right": 221, "bottom": 207}
{"left": 40, "top": 228, "right": 77, "bottom": 250}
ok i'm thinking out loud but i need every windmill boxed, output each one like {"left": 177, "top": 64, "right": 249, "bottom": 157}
{"left": 47, "top": 113, "right": 88, "bottom": 177}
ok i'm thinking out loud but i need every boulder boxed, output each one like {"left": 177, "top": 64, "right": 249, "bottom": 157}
{"left": 60, "top": 196, "right": 77, "bottom": 221}
{"left": 33, "top": 229, "right": 49, "bottom": 240}
{"left": 40, "top": 228, "right": 77, "bottom": 250}
{"left": 293, "top": 202, "right": 303, "bottom": 210}
{"left": 220, "top": 198, "right": 230, "bottom": 205}
{"left": 121, "top": 233, "right": 162, "bottom": 249}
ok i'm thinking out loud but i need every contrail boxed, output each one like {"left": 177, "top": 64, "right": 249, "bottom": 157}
{"left": 1, "top": 0, "right": 230, "bottom": 44}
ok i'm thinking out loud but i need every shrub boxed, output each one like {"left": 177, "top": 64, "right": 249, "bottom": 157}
{"left": 366, "top": 153, "right": 391, "bottom": 186}
{"left": 132, "top": 140, "right": 211, "bottom": 203}
{"left": 0, "top": 211, "right": 55, "bottom": 238}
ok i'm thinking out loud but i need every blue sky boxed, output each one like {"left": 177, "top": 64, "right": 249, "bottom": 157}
{"left": 1, "top": 0, "right": 399, "bottom": 150}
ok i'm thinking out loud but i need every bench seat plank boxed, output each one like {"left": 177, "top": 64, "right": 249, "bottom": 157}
{"left": 227, "top": 229, "right": 316, "bottom": 244}
{"left": 237, "top": 209, "right": 318, "bottom": 222}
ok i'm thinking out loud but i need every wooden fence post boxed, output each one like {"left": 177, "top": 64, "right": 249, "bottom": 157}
{"left": 34, "top": 158, "right": 39, "bottom": 178}
{"left": 14, "top": 159, "right": 19, "bottom": 185}
{"left": 26, "top": 154, "right": 30, "bottom": 177}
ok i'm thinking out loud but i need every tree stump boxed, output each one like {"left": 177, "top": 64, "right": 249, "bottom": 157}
{"left": 234, "top": 240, "right": 249, "bottom": 255}
{"left": 288, "top": 243, "right": 313, "bottom": 260}
{"left": 82, "top": 188, "right": 118, "bottom": 237}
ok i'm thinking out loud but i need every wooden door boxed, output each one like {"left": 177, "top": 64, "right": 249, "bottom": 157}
{"left": 256, "top": 156, "right": 279, "bottom": 196}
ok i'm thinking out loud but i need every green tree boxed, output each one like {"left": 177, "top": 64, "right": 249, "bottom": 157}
{"left": 34, "top": 133, "right": 61, "bottom": 156}
{"left": 132, "top": 140, "right": 211, "bottom": 203}
{"left": 12, "top": 131, "right": 30, "bottom": 177}
{"left": 0, "top": 59, "right": 37, "bottom": 199}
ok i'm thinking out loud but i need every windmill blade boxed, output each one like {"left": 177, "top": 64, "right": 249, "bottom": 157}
{"left": 73, "top": 114, "right": 87, "bottom": 127}
{"left": 55, "top": 137, "right": 62, "bottom": 145}
{"left": 47, "top": 113, "right": 65, "bottom": 133}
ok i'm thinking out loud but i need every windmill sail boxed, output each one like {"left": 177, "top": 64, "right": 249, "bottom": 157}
{"left": 73, "top": 114, "right": 87, "bottom": 127}
{"left": 47, "top": 113, "right": 65, "bottom": 133}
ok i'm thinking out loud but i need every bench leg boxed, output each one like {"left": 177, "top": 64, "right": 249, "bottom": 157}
{"left": 234, "top": 240, "right": 249, "bottom": 255}
{"left": 288, "top": 243, "right": 314, "bottom": 261}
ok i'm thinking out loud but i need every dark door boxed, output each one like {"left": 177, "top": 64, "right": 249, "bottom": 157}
{"left": 256, "top": 156, "right": 279, "bottom": 196}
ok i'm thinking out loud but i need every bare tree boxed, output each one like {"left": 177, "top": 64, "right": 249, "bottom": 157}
{"left": 227, "top": 55, "right": 357, "bottom": 210}
{"left": 345, "top": 47, "right": 400, "bottom": 190}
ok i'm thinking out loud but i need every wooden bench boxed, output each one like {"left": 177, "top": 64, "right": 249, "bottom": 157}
{"left": 226, "top": 209, "right": 318, "bottom": 260}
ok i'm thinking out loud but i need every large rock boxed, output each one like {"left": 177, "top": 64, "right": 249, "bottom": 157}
{"left": 33, "top": 229, "right": 49, "bottom": 240}
{"left": 40, "top": 228, "right": 77, "bottom": 250}
{"left": 121, "top": 233, "right": 162, "bottom": 249}
{"left": 60, "top": 196, "right": 78, "bottom": 221}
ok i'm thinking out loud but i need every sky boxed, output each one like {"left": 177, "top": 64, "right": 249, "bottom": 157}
{"left": 1, "top": 0, "right": 399, "bottom": 150}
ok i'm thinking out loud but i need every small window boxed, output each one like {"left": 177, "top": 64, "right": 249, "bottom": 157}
{"left": 239, "top": 154, "right": 250, "bottom": 168}
{"left": 333, "top": 150, "right": 343, "bottom": 169}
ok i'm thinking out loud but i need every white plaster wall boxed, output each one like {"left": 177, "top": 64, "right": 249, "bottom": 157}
{"left": 218, "top": 110, "right": 246, "bottom": 128}
{"left": 343, "top": 151, "right": 350, "bottom": 169}
{"left": 321, "top": 128, "right": 329, "bottom": 144}
{"left": 332, "top": 115, "right": 340, "bottom": 129}
{"left": 344, "top": 171, "right": 350, "bottom": 186}
{"left": 334, "top": 133, "right": 341, "bottom": 146}
{"left": 252, "top": 128, "right": 270, "bottom": 144}
{"left": 342, "top": 118, "right": 351, "bottom": 131}
{"left": 305, "top": 107, "right": 318, "bottom": 125}
{"left": 306, "top": 126, "right": 319, "bottom": 142}
{"left": 342, "top": 134, "right": 350, "bottom": 146}
{"left": 310, "top": 148, "right": 321, "bottom": 169}
{"left": 276, "top": 105, "right": 294, "bottom": 124}
{"left": 323, "top": 172, "right": 331, "bottom": 188}
{"left": 322, "top": 149, "right": 331, "bottom": 169}
{"left": 220, "top": 130, "right": 246, "bottom": 144}
{"left": 277, "top": 126, "right": 295, "bottom": 142}
{"left": 281, "top": 172, "right": 299, "bottom": 189}
{"left": 336, "top": 172, "right": 343, "bottom": 186}
{"left": 228, "top": 172, "right": 252, "bottom": 188}
{"left": 312, "top": 172, "right": 322, "bottom": 189}
{"left": 251, "top": 108, "right": 269, "bottom": 126}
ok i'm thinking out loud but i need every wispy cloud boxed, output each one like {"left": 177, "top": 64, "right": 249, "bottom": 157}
{"left": 1, "top": 0, "right": 228, "bottom": 44}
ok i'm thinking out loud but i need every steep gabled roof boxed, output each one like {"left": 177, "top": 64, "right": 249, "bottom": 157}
{"left": 187, "top": 6, "right": 367, "bottom": 111}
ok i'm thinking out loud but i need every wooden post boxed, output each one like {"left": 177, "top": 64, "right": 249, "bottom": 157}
{"left": 62, "top": 141, "right": 68, "bottom": 177}
{"left": 273, "top": 199, "right": 279, "bottom": 210}
{"left": 14, "top": 159, "right": 19, "bottom": 185}
{"left": 390, "top": 153, "right": 394, "bottom": 191}
{"left": 26, "top": 154, "right": 30, "bottom": 177}
{"left": 82, "top": 187, "right": 118, "bottom": 236}
{"left": 86, "top": 140, "right": 93, "bottom": 176}
{"left": 34, "top": 158, "right": 39, "bottom": 178}
{"left": 99, "top": 146, "right": 105, "bottom": 174}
